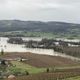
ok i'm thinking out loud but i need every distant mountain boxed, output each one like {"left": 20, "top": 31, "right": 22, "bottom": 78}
{"left": 0, "top": 20, "right": 80, "bottom": 36}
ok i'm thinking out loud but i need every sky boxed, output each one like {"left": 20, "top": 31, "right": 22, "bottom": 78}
{"left": 0, "top": 0, "right": 80, "bottom": 23}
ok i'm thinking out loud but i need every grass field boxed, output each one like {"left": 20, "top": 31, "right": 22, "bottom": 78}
{"left": 1, "top": 31, "right": 80, "bottom": 39}
{"left": 10, "top": 61, "right": 46, "bottom": 74}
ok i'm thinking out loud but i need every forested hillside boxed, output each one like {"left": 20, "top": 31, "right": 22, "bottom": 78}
{"left": 0, "top": 20, "right": 80, "bottom": 38}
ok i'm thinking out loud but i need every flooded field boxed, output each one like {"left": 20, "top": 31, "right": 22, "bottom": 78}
{"left": 0, "top": 37, "right": 80, "bottom": 61}
{"left": 0, "top": 37, "right": 55, "bottom": 56}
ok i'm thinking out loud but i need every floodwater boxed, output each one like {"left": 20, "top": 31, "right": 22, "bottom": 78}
{"left": 0, "top": 37, "right": 80, "bottom": 61}
{"left": 0, "top": 37, "right": 55, "bottom": 56}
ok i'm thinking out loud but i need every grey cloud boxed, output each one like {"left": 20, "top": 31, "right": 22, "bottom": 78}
{"left": 0, "top": 0, "right": 80, "bottom": 23}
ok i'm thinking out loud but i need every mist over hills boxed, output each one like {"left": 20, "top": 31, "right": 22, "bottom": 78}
{"left": 0, "top": 20, "right": 80, "bottom": 38}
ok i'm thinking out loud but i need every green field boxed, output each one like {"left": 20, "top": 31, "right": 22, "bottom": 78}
{"left": 0, "top": 31, "right": 80, "bottom": 39}
{"left": 9, "top": 61, "right": 46, "bottom": 74}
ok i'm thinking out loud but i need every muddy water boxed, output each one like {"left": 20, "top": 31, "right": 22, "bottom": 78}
{"left": 0, "top": 37, "right": 56, "bottom": 56}
{"left": 0, "top": 37, "right": 80, "bottom": 61}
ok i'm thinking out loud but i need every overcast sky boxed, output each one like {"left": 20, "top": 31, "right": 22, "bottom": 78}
{"left": 0, "top": 0, "right": 80, "bottom": 23}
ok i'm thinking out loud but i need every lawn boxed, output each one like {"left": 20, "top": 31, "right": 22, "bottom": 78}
{"left": 9, "top": 61, "right": 46, "bottom": 74}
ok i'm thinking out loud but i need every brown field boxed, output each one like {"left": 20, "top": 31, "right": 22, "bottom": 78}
{"left": 2, "top": 52, "right": 80, "bottom": 68}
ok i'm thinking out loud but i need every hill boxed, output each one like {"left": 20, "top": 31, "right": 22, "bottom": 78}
{"left": 0, "top": 20, "right": 80, "bottom": 38}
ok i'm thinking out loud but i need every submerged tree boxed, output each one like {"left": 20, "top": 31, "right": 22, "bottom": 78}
{"left": 1, "top": 49, "right": 4, "bottom": 55}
